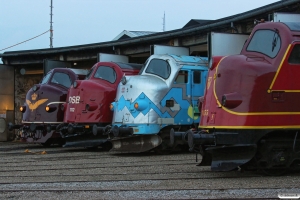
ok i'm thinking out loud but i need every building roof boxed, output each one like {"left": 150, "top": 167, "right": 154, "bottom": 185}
{"left": 113, "top": 30, "right": 158, "bottom": 41}
{"left": 182, "top": 19, "right": 214, "bottom": 28}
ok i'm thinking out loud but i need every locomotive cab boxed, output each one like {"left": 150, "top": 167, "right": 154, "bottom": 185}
{"left": 59, "top": 61, "right": 142, "bottom": 149}
{"left": 110, "top": 54, "right": 208, "bottom": 153}
{"left": 186, "top": 20, "right": 300, "bottom": 174}
{"left": 10, "top": 68, "right": 87, "bottom": 146}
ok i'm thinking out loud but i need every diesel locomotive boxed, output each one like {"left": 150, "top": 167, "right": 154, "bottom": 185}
{"left": 9, "top": 68, "right": 88, "bottom": 146}
{"left": 102, "top": 54, "right": 208, "bottom": 153}
{"left": 58, "top": 61, "right": 142, "bottom": 149}
{"left": 175, "top": 19, "right": 300, "bottom": 174}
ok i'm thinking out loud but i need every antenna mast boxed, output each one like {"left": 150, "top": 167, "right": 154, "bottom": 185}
{"left": 163, "top": 12, "right": 165, "bottom": 32}
{"left": 50, "top": 0, "right": 53, "bottom": 48}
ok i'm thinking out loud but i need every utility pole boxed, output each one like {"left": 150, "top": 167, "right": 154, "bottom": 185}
{"left": 162, "top": 12, "right": 165, "bottom": 32}
{"left": 50, "top": 0, "right": 53, "bottom": 48}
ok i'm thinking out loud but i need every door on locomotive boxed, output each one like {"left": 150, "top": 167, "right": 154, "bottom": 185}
{"left": 109, "top": 47, "right": 209, "bottom": 153}
{"left": 185, "top": 14, "right": 300, "bottom": 174}
{"left": 10, "top": 64, "right": 88, "bottom": 146}
{"left": 59, "top": 54, "right": 143, "bottom": 149}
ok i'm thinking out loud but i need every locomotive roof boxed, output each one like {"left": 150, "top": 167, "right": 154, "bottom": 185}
{"left": 114, "top": 62, "right": 143, "bottom": 70}
{"left": 169, "top": 54, "right": 208, "bottom": 65}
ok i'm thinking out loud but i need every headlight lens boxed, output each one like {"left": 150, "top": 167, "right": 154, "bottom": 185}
{"left": 19, "top": 106, "right": 26, "bottom": 113}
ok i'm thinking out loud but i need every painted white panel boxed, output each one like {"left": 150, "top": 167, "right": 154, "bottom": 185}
{"left": 151, "top": 45, "right": 189, "bottom": 55}
{"left": 210, "top": 32, "right": 249, "bottom": 57}
{"left": 274, "top": 13, "right": 300, "bottom": 22}
{"left": 98, "top": 53, "right": 128, "bottom": 63}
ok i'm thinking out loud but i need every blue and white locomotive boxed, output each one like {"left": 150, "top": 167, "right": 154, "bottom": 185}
{"left": 107, "top": 54, "right": 208, "bottom": 153}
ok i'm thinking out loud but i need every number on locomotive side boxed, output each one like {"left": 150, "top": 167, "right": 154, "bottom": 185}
{"left": 69, "top": 96, "right": 80, "bottom": 104}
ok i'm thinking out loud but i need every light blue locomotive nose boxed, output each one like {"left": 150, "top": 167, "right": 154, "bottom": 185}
{"left": 110, "top": 54, "right": 208, "bottom": 153}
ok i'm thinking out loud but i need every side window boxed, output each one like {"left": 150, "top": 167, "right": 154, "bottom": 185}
{"left": 174, "top": 70, "right": 188, "bottom": 84}
{"left": 288, "top": 44, "right": 300, "bottom": 64}
{"left": 40, "top": 72, "right": 52, "bottom": 84}
{"left": 247, "top": 29, "right": 281, "bottom": 58}
{"left": 51, "top": 72, "right": 72, "bottom": 88}
{"left": 94, "top": 66, "right": 116, "bottom": 83}
{"left": 145, "top": 59, "right": 171, "bottom": 79}
{"left": 193, "top": 71, "right": 201, "bottom": 84}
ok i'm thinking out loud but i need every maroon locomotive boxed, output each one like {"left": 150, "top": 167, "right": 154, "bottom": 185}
{"left": 173, "top": 17, "right": 300, "bottom": 174}
{"left": 9, "top": 68, "right": 87, "bottom": 146}
{"left": 58, "top": 61, "right": 142, "bottom": 149}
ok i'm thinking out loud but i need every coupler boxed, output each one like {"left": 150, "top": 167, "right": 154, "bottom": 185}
{"left": 110, "top": 125, "right": 134, "bottom": 138}
{"left": 8, "top": 123, "right": 22, "bottom": 131}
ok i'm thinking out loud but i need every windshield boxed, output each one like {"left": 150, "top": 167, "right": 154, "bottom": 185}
{"left": 145, "top": 59, "right": 171, "bottom": 79}
{"left": 40, "top": 72, "right": 52, "bottom": 84}
{"left": 50, "top": 72, "right": 72, "bottom": 88}
{"left": 94, "top": 66, "right": 116, "bottom": 83}
{"left": 246, "top": 29, "right": 281, "bottom": 58}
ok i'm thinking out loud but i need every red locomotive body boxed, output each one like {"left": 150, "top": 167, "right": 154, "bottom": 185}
{"left": 187, "top": 21, "right": 300, "bottom": 174}
{"left": 202, "top": 22, "right": 300, "bottom": 128}
{"left": 10, "top": 68, "right": 87, "bottom": 146}
{"left": 59, "top": 61, "right": 142, "bottom": 148}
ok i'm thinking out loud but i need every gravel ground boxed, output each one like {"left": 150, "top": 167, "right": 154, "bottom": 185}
{"left": 0, "top": 141, "right": 299, "bottom": 199}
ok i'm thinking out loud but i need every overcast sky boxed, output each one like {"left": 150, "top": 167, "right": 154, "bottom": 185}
{"left": 1, "top": 0, "right": 279, "bottom": 53}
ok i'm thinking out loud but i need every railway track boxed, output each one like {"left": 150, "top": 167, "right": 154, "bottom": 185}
{"left": 0, "top": 141, "right": 299, "bottom": 199}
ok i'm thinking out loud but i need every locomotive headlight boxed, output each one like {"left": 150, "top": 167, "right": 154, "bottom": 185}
{"left": 86, "top": 103, "right": 98, "bottom": 111}
{"left": 60, "top": 103, "right": 65, "bottom": 111}
{"left": 110, "top": 103, "right": 115, "bottom": 111}
{"left": 221, "top": 96, "right": 227, "bottom": 106}
{"left": 134, "top": 100, "right": 148, "bottom": 111}
{"left": 45, "top": 105, "right": 57, "bottom": 112}
{"left": 221, "top": 92, "right": 243, "bottom": 108}
{"left": 134, "top": 102, "right": 139, "bottom": 109}
{"left": 19, "top": 105, "right": 26, "bottom": 113}
{"left": 32, "top": 85, "right": 39, "bottom": 91}
{"left": 121, "top": 76, "right": 127, "bottom": 85}
{"left": 73, "top": 81, "right": 78, "bottom": 88}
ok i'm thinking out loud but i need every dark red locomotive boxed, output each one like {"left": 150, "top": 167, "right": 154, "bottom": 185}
{"left": 59, "top": 61, "right": 142, "bottom": 148}
{"left": 177, "top": 20, "right": 300, "bottom": 174}
{"left": 9, "top": 68, "right": 87, "bottom": 146}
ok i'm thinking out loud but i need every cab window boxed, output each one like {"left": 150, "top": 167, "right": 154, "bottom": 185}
{"left": 40, "top": 72, "right": 52, "bottom": 84}
{"left": 94, "top": 66, "right": 116, "bottom": 83}
{"left": 288, "top": 44, "right": 300, "bottom": 64}
{"left": 247, "top": 29, "right": 281, "bottom": 58}
{"left": 51, "top": 72, "right": 72, "bottom": 88}
{"left": 193, "top": 71, "right": 201, "bottom": 84}
{"left": 174, "top": 70, "right": 188, "bottom": 83}
{"left": 145, "top": 59, "right": 171, "bottom": 79}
